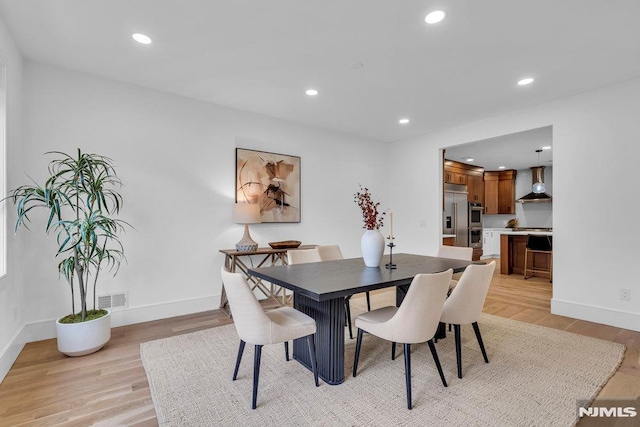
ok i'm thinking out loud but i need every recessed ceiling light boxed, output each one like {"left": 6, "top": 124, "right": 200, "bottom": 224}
{"left": 463, "top": 157, "right": 474, "bottom": 162}
{"left": 398, "top": 118, "right": 410, "bottom": 125}
{"left": 498, "top": 166, "right": 506, "bottom": 169}
{"left": 132, "top": 33, "right": 152, "bottom": 44}
{"left": 425, "top": 10, "right": 446, "bottom": 24}
{"left": 517, "top": 77, "right": 534, "bottom": 86}
{"left": 305, "top": 89, "right": 319, "bottom": 96}
{"left": 542, "top": 146, "right": 551, "bottom": 150}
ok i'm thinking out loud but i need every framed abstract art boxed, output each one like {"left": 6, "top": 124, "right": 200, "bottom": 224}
{"left": 235, "top": 148, "right": 301, "bottom": 223}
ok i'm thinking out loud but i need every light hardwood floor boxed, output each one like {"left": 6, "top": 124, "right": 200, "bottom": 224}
{"left": 1, "top": 260, "right": 638, "bottom": 426}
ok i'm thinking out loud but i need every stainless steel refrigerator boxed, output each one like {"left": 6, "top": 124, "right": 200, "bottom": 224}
{"left": 443, "top": 184, "right": 468, "bottom": 247}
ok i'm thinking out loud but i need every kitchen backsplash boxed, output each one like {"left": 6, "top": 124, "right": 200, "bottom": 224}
{"left": 483, "top": 166, "right": 553, "bottom": 228}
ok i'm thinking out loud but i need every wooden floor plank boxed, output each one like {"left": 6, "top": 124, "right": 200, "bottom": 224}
{"left": 0, "top": 263, "right": 638, "bottom": 426}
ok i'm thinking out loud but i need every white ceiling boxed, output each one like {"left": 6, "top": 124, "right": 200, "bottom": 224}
{"left": 445, "top": 126, "right": 553, "bottom": 171}
{"left": 1, "top": 0, "right": 640, "bottom": 144}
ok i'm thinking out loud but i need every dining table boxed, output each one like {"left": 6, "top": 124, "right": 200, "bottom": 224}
{"left": 247, "top": 253, "right": 473, "bottom": 385}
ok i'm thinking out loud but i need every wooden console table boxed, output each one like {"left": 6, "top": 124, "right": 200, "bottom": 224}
{"left": 219, "top": 245, "right": 316, "bottom": 316}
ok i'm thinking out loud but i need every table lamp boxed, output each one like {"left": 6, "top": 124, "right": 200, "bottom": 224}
{"left": 233, "top": 203, "right": 261, "bottom": 252}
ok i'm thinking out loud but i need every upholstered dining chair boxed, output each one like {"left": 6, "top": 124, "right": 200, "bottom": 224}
{"left": 352, "top": 269, "right": 453, "bottom": 410}
{"left": 437, "top": 245, "right": 473, "bottom": 261}
{"left": 437, "top": 245, "right": 473, "bottom": 291}
{"left": 287, "top": 247, "right": 322, "bottom": 265}
{"left": 220, "top": 267, "right": 319, "bottom": 409}
{"left": 316, "top": 244, "right": 372, "bottom": 339}
{"left": 439, "top": 260, "right": 496, "bottom": 379}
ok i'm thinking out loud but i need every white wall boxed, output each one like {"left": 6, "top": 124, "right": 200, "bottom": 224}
{"left": 16, "top": 61, "right": 389, "bottom": 338}
{"left": 0, "top": 12, "right": 25, "bottom": 382}
{"left": 392, "top": 78, "right": 640, "bottom": 331}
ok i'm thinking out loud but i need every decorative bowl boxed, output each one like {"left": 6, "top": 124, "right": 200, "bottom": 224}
{"left": 268, "top": 240, "right": 302, "bottom": 249}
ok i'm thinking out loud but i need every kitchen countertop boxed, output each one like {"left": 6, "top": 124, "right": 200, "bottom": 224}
{"left": 485, "top": 227, "right": 552, "bottom": 236}
{"left": 442, "top": 234, "right": 456, "bottom": 238}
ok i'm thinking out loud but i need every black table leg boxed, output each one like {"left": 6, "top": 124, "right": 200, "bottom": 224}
{"left": 292, "top": 293, "right": 346, "bottom": 385}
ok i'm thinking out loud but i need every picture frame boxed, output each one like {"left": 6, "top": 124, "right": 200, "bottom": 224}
{"left": 235, "top": 148, "right": 301, "bottom": 223}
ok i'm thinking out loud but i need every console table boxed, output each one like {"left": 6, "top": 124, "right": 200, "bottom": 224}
{"left": 219, "top": 245, "right": 316, "bottom": 316}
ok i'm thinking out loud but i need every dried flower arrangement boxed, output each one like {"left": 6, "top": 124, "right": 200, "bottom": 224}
{"left": 354, "top": 185, "right": 385, "bottom": 230}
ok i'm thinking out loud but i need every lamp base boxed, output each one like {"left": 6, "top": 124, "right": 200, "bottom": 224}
{"left": 236, "top": 224, "right": 258, "bottom": 252}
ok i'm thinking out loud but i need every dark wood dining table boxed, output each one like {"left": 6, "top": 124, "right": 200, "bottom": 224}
{"left": 247, "top": 253, "right": 473, "bottom": 385}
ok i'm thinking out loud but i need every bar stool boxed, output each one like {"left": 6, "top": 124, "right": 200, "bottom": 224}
{"left": 523, "top": 234, "right": 552, "bottom": 282}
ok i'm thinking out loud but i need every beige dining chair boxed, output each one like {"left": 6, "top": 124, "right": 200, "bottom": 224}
{"left": 437, "top": 245, "right": 473, "bottom": 261}
{"left": 352, "top": 269, "right": 453, "bottom": 410}
{"left": 220, "top": 267, "right": 319, "bottom": 409}
{"left": 287, "top": 247, "right": 322, "bottom": 265}
{"left": 439, "top": 260, "right": 496, "bottom": 379}
{"left": 437, "top": 245, "right": 473, "bottom": 291}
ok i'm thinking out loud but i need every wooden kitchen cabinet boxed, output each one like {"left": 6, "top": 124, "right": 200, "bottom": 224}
{"left": 484, "top": 170, "right": 517, "bottom": 214}
{"left": 443, "top": 159, "right": 484, "bottom": 195}
{"left": 444, "top": 170, "right": 467, "bottom": 185}
{"left": 467, "top": 173, "right": 484, "bottom": 204}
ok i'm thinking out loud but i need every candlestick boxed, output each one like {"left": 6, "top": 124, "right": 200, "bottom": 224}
{"left": 389, "top": 212, "right": 393, "bottom": 240}
{"left": 386, "top": 237, "right": 397, "bottom": 270}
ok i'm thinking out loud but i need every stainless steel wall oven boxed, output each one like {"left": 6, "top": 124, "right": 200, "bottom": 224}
{"left": 469, "top": 228, "right": 483, "bottom": 249}
{"left": 469, "top": 202, "right": 483, "bottom": 228}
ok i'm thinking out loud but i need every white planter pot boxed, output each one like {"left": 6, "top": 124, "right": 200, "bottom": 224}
{"left": 361, "top": 229, "right": 385, "bottom": 267}
{"left": 56, "top": 310, "right": 112, "bottom": 357}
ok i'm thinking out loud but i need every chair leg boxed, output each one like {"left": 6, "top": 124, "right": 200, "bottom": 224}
{"left": 284, "top": 341, "right": 289, "bottom": 361}
{"left": 472, "top": 322, "right": 489, "bottom": 363}
{"left": 454, "top": 324, "right": 462, "bottom": 379}
{"left": 366, "top": 291, "right": 371, "bottom": 311}
{"left": 391, "top": 342, "right": 396, "bottom": 360}
{"left": 345, "top": 297, "right": 353, "bottom": 339}
{"left": 233, "top": 340, "right": 246, "bottom": 380}
{"left": 252, "top": 345, "right": 263, "bottom": 409}
{"left": 306, "top": 335, "right": 319, "bottom": 387}
{"left": 404, "top": 343, "right": 412, "bottom": 410}
{"left": 353, "top": 328, "right": 364, "bottom": 377}
{"left": 427, "top": 339, "right": 448, "bottom": 387}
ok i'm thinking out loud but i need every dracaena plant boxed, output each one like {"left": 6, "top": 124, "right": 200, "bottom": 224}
{"left": 9, "top": 149, "right": 129, "bottom": 322}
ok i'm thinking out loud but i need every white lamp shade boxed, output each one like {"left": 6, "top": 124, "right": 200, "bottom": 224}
{"left": 233, "top": 203, "right": 261, "bottom": 224}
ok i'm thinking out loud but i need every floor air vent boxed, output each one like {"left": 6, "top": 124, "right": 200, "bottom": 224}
{"left": 97, "top": 292, "right": 128, "bottom": 310}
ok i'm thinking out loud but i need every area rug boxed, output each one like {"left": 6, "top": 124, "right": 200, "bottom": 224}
{"left": 140, "top": 313, "right": 624, "bottom": 426}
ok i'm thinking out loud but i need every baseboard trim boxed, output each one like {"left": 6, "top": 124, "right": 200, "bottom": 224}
{"left": 109, "top": 294, "right": 219, "bottom": 328}
{"left": 551, "top": 298, "right": 640, "bottom": 332}
{"left": 0, "top": 294, "right": 220, "bottom": 383}
{"left": 0, "top": 327, "right": 26, "bottom": 384}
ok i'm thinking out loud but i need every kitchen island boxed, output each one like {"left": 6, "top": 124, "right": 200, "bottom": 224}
{"left": 499, "top": 229, "right": 552, "bottom": 279}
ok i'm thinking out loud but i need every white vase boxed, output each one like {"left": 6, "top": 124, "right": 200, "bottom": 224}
{"left": 56, "top": 310, "right": 111, "bottom": 357}
{"left": 361, "top": 229, "right": 385, "bottom": 267}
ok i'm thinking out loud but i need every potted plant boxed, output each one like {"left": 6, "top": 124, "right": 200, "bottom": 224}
{"left": 354, "top": 185, "right": 386, "bottom": 267}
{"left": 8, "top": 149, "right": 129, "bottom": 356}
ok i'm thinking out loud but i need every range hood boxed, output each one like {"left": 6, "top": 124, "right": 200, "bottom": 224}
{"left": 517, "top": 166, "right": 552, "bottom": 203}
